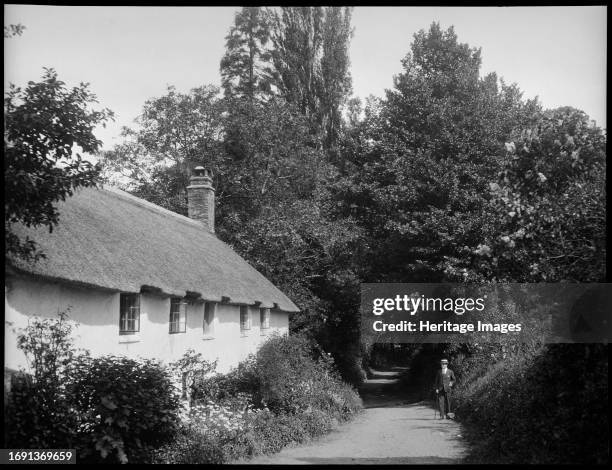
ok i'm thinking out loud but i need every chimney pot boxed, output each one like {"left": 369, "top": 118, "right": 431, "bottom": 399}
{"left": 193, "top": 166, "right": 210, "bottom": 178}
{"left": 187, "top": 167, "right": 215, "bottom": 233}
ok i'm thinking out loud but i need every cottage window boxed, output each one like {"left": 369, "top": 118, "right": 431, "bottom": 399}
{"left": 260, "top": 307, "right": 270, "bottom": 330}
{"left": 169, "top": 298, "right": 187, "bottom": 334}
{"left": 203, "top": 302, "right": 215, "bottom": 336}
{"left": 240, "top": 305, "right": 251, "bottom": 333}
{"left": 119, "top": 293, "right": 140, "bottom": 334}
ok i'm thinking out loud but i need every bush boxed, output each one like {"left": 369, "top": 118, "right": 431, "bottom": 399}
{"left": 190, "top": 333, "right": 362, "bottom": 420}
{"left": 4, "top": 311, "right": 82, "bottom": 449}
{"left": 7, "top": 318, "right": 359, "bottom": 464}
{"left": 4, "top": 371, "right": 81, "bottom": 449}
{"left": 68, "top": 355, "right": 181, "bottom": 464}
{"left": 196, "top": 354, "right": 261, "bottom": 406}
{"left": 151, "top": 426, "right": 226, "bottom": 464}
{"left": 248, "top": 333, "right": 362, "bottom": 419}
{"left": 6, "top": 313, "right": 182, "bottom": 463}
{"left": 152, "top": 407, "right": 337, "bottom": 464}
{"left": 156, "top": 333, "right": 363, "bottom": 464}
{"left": 454, "top": 344, "right": 608, "bottom": 464}
{"left": 169, "top": 349, "right": 218, "bottom": 403}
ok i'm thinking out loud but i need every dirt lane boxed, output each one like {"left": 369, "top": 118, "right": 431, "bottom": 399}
{"left": 239, "top": 368, "right": 467, "bottom": 465}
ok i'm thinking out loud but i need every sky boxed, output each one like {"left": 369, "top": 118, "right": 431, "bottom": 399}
{"left": 4, "top": 5, "right": 607, "bottom": 151}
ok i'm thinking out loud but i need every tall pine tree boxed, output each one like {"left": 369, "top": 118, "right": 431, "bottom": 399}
{"left": 220, "top": 7, "right": 272, "bottom": 102}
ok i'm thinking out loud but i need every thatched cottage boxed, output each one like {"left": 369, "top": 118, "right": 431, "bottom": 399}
{"left": 5, "top": 167, "right": 298, "bottom": 374}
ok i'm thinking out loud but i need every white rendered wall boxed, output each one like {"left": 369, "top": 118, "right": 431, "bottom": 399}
{"left": 5, "top": 275, "right": 290, "bottom": 374}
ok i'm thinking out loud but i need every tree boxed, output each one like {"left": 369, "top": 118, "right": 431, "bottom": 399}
{"left": 220, "top": 7, "right": 273, "bottom": 102}
{"left": 318, "top": 7, "right": 353, "bottom": 150}
{"left": 100, "top": 85, "right": 224, "bottom": 215}
{"left": 100, "top": 78, "right": 367, "bottom": 382}
{"left": 5, "top": 311, "right": 82, "bottom": 450}
{"left": 473, "top": 107, "right": 606, "bottom": 282}
{"left": 266, "top": 7, "right": 354, "bottom": 149}
{"left": 219, "top": 97, "right": 327, "bottom": 219}
{"left": 329, "top": 23, "right": 540, "bottom": 283}
{"left": 4, "top": 68, "right": 113, "bottom": 261}
{"left": 267, "top": 7, "right": 324, "bottom": 122}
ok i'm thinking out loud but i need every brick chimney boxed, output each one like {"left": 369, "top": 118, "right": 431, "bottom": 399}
{"left": 187, "top": 166, "right": 215, "bottom": 233}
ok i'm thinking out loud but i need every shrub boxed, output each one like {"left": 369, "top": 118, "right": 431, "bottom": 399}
{"left": 4, "top": 371, "right": 81, "bottom": 449}
{"left": 169, "top": 349, "right": 217, "bottom": 403}
{"left": 4, "top": 311, "right": 82, "bottom": 449}
{"left": 153, "top": 407, "right": 338, "bottom": 464}
{"left": 68, "top": 355, "right": 181, "bottom": 464}
{"left": 162, "top": 333, "right": 363, "bottom": 464}
{"left": 250, "top": 333, "right": 363, "bottom": 418}
{"left": 152, "top": 403, "right": 262, "bottom": 464}
{"left": 6, "top": 312, "right": 182, "bottom": 463}
{"left": 454, "top": 344, "right": 608, "bottom": 464}
{"left": 150, "top": 426, "right": 226, "bottom": 464}
{"left": 190, "top": 333, "right": 362, "bottom": 420}
{"left": 216, "top": 354, "right": 261, "bottom": 402}
{"left": 250, "top": 410, "right": 309, "bottom": 454}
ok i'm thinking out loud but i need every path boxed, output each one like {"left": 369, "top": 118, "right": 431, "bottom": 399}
{"left": 239, "top": 367, "right": 467, "bottom": 465}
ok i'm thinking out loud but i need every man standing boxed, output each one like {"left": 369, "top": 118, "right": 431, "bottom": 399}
{"left": 434, "top": 358, "right": 456, "bottom": 419}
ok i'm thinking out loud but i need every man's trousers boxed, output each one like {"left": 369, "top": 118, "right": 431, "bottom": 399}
{"left": 438, "top": 390, "right": 451, "bottom": 417}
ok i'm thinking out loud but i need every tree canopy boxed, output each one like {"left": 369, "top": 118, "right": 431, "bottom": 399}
{"left": 5, "top": 68, "right": 113, "bottom": 262}
{"left": 99, "top": 19, "right": 606, "bottom": 383}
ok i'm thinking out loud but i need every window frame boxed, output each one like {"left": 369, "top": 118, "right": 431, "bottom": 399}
{"left": 203, "top": 302, "right": 216, "bottom": 337}
{"left": 169, "top": 297, "right": 187, "bottom": 334}
{"left": 240, "top": 305, "right": 251, "bottom": 333}
{"left": 260, "top": 307, "right": 271, "bottom": 331}
{"left": 119, "top": 293, "right": 140, "bottom": 335}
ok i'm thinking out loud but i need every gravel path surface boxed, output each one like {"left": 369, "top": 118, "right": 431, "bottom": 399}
{"left": 238, "top": 368, "right": 468, "bottom": 465}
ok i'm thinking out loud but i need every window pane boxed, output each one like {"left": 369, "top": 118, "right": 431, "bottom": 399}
{"left": 120, "top": 294, "right": 140, "bottom": 333}
{"left": 204, "top": 302, "right": 215, "bottom": 335}
{"left": 169, "top": 298, "right": 186, "bottom": 333}
{"left": 240, "top": 306, "right": 250, "bottom": 331}
{"left": 260, "top": 308, "right": 270, "bottom": 329}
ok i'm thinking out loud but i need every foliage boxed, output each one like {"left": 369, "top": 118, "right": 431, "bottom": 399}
{"left": 67, "top": 355, "right": 181, "bottom": 464}
{"left": 369, "top": 23, "right": 607, "bottom": 464}
{"left": 220, "top": 7, "right": 273, "bottom": 101}
{"left": 219, "top": 97, "right": 327, "bottom": 218}
{"left": 473, "top": 107, "right": 606, "bottom": 282}
{"left": 151, "top": 407, "right": 335, "bottom": 464}
{"left": 152, "top": 334, "right": 360, "bottom": 464}
{"left": 318, "top": 7, "right": 354, "bottom": 150}
{"left": 215, "top": 333, "right": 362, "bottom": 419}
{"left": 151, "top": 426, "right": 226, "bottom": 464}
{"left": 100, "top": 80, "right": 367, "bottom": 384}
{"left": 99, "top": 85, "right": 223, "bottom": 215}
{"left": 247, "top": 408, "right": 333, "bottom": 455}
{"left": 329, "top": 22, "right": 541, "bottom": 284}
{"left": 267, "top": 7, "right": 354, "bottom": 148}
{"left": 210, "top": 355, "right": 261, "bottom": 403}
{"left": 5, "top": 312, "right": 181, "bottom": 463}
{"left": 97, "top": 19, "right": 607, "bottom": 465}
{"left": 454, "top": 344, "right": 608, "bottom": 464}
{"left": 4, "top": 311, "right": 82, "bottom": 449}
{"left": 170, "top": 348, "right": 218, "bottom": 402}
{"left": 14, "top": 310, "right": 79, "bottom": 383}
{"left": 220, "top": 197, "right": 365, "bottom": 332}
{"left": 99, "top": 9, "right": 364, "bottom": 383}
{"left": 4, "top": 68, "right": 113, "bottom": 261}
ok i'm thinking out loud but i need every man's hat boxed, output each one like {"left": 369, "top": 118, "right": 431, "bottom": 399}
{"left": 440, "top": 359, "right": 449, "bottom": 364}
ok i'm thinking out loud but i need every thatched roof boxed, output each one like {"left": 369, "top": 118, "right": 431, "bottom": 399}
{"left": 7, "top": 186, "right": 299, "bottom": 313}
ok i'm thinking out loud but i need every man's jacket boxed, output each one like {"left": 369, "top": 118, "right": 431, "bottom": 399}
{"left": 434, "top": 369, "right": 456, "bottom": 393}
